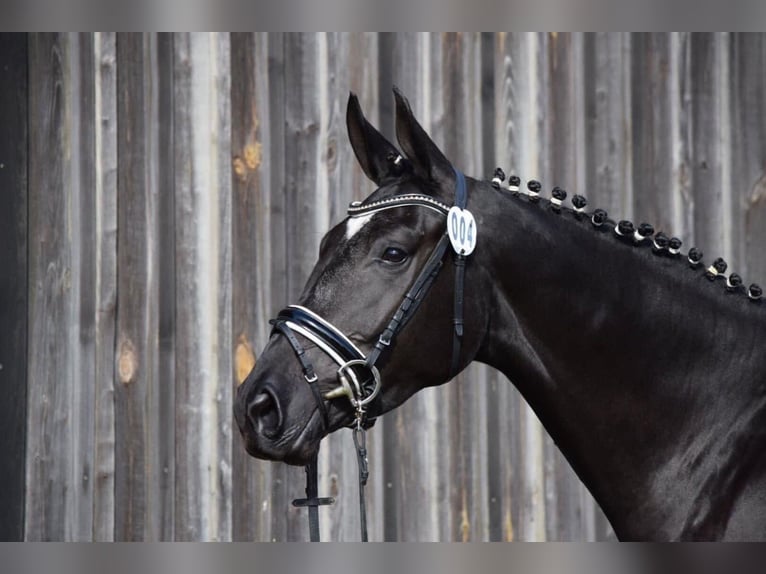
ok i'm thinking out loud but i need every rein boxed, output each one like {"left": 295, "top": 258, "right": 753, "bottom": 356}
{"left": 274, "top": 168, "right": 473, "bottom": 541}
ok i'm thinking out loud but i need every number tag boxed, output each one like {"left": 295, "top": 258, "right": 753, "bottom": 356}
{"left": 447, "top": 206, "right": 477, "bottom": 256}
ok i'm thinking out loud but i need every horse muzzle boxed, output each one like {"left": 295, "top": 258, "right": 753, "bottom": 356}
{"left": 234, "top": 360, "right": 321, "bottom": 465}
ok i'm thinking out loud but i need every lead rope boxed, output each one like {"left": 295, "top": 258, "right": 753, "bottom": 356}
{"left": 292, "top": 452, "right": 334, "bottom": 541}
{"left": 352, "top": 416, "right": 370, "bottom": 542}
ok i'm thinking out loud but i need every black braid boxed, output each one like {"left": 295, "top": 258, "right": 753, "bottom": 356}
{"left": 652, "top": 232, "right": 670, "bottom": 254}
{"left": 491, "top": 167, "right": 506, "bottom": 189}
{"left": 727, "top": 273, "right": 743, "bottom": 291}
{"left": 492, "top": 169, "right": 763, "bottom": 304}
{"left": 592, "top": 209, "right": 608, "bottom": 226}
{"left": 637, "top": 223, "right": 654, "bottom": 239}
{"left": 706, "top": 257, "right": 728, "bottom": 280}
{"left": 616, "top": 220, "right": 635, "bottom": 238}
{"left": 688, "top": 247, "right": 704, "bottom": 267}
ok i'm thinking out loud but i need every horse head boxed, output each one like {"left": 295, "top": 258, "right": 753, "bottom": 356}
{"left": 235, "top": 89, "right": 491, "bottom": 465}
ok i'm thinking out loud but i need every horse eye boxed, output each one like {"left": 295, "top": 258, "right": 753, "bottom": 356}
{"left": 381, "top": 247, "right": 408, "bottom": 264}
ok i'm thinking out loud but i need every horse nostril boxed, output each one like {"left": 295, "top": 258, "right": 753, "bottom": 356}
{"left": 247, "top": 388, "right": 282, "bottom": 437}
{"left": 249, "top": 392, "right": 272, "bottom": 414}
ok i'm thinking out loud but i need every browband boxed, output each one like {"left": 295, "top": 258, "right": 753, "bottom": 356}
{"left": 348, "top": 194, "right": 450, "bottom": 218}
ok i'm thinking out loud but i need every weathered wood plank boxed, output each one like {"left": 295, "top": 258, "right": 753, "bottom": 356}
{"left": 230, "top": 31, "right": 275, "bottom": 542}
{"left": 730, "top": 33, "right": 766, "bottom": 288}
{"left": 542, "top": 32, "right": 570, "bottom": 188}
{"left": 114, "top": 32, "right": 162, "bottom": 541}
{"left": 212, "top": 31, "right": 235, "bottom": 542}
{"left": 229, "top": 30, "right": 261, "bottom": 542}
{"left": 582, "top": 33, "right": 633, "bottom": 217}
{"left": 173, "top": 32, "right": 233, "bottom": 541}
{"left": 26, "top": 31, "right": 120, "bottom": 543}
{"left": 70, "top": 31, "right": 97, "bottom": 542}
{"left": 688, "top": 33, "right": 731, "bottom": 255}
{"left": 26, "top": 32, "right": 74, "bottom": 541}
{"left": 0, "top": 31, "right": 28, "bottom": 542}
{"left": 630, "top": 32, "right": 691, "bottom": 248}
{"left": 155, "top": 32, "right": 176, "bottom": 542}
{"left": 172, "top": 32, "right": 194, "bottom": 541}
{"left": 480, "top": 32, "right": 496, "bottom": 180}
{"left": 92, "top": 31, "right": 118, "bottom": 542}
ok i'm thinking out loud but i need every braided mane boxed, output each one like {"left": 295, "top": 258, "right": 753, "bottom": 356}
{"left": 488, "top": 167, "right": 764, "bottom": 304}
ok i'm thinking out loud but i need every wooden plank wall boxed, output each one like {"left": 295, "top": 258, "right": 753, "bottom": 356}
{"left": 19, "top": 32, "right": 766, "bottom": 541}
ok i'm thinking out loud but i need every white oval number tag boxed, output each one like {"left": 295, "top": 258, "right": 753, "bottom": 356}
{"left": 448, "top": 206, "right": 477, "bottom": 256}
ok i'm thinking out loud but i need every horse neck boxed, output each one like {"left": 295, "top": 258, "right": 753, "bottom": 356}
{"left": 471, "top": 183, "right": 766, "bottom": 540}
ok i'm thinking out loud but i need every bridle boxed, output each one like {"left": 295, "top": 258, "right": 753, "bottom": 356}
{"left": 269, "top": 167, "right": 473, "bottom": 541}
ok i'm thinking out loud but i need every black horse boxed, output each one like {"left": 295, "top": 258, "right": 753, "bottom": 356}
{"left": 235, "top": 88, "right": 766, "bottom": 541}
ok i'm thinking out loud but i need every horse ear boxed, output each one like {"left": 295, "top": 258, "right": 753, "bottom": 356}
{"left": 393, "top": 86, "right": 455, "bottom": 190}
{"left": 346, "top": 92, "right": 402, "bottom": 185}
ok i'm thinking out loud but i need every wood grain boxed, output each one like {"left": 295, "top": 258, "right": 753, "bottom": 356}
{"left": 115, "top": 32, "right": 162, "bottom": 541}
{"left": 173, "top": 32, "right": 233, "bottom": 541}
{"left": 92, "top": 32, "right": 118, "bottom": 542}
{"left": 26, "top": 33, "right": 73, "bottom": 541}
{"left": 19, "top": 32, "right": 766, "bottom": 541}
{"left": 230, "top": 31, "right": 274, "bottom": 543}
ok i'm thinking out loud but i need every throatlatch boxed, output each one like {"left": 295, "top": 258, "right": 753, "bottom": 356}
{"left": 275, "top": 167, "right": 476, "bottom": 541}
